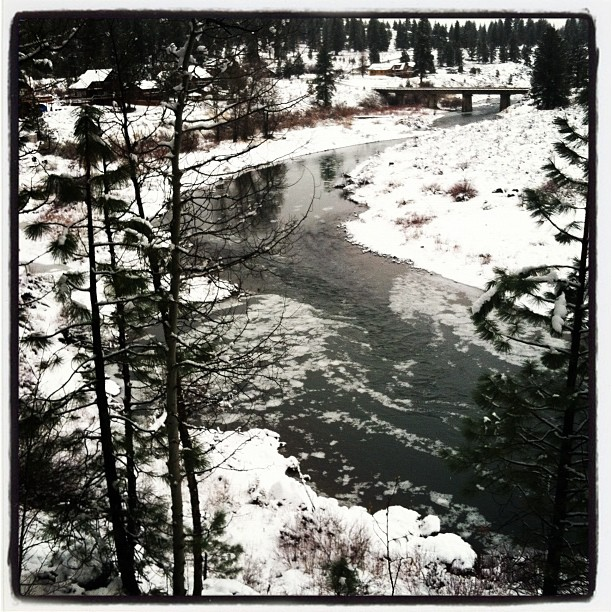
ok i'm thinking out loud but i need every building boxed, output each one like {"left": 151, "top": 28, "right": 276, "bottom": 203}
{"left": 368, "top": 62, "right": 413, "bottom": 78}
{"left": 65, "top": 69, "right": 115, "bottom": 104}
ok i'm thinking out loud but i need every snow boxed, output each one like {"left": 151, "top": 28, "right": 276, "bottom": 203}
{"left": 189, "top": 429, "right": 477, "bottom": 595}
{"left": 552, "top": 292, "right": 567, "bottom": 333}
{"left": 342, "top": 99, "right": 584, "bottom": 290}
{"left": 16, "top": 50, "right": 585, "bottom": 597}
{"left": 68, "top": 68, "right": 112, "bottom": 90}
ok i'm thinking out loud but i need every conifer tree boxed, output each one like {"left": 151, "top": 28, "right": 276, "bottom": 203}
{"left": 531, "top": 25, "right": 571, "bottom": 109}
{"left": 413, "top": 18, "right": 435, "bottom": 84}
{"left": 329, "top": 17, "right": 346, "bottom": 54}
{"left": 23, "top": 105, "right": 141, "bottom": 594}
{"left": 449, "top": 108, "right": 591, "bottom": 595}
{"left": 521, "top": 43, "right": 532, "bottom": 66}
{"left": 477, "top": 26, "right": 489, "bottom": 63}
{"left": 347, "top": 18, "right": 366, "bottom": 52}
{"left": 314, "top": 35, "right": 336, "bottom": 107}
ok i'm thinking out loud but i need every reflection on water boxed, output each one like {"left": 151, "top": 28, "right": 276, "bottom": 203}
{"left": 196, "top": 140, "right": 521, "bottom": 546}
{"left": 318, "top": 152, "right": 343, "bottom": 191}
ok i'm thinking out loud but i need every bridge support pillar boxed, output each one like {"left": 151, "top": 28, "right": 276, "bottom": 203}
{"left": 500, "top": 93, "right": 511, "bottom": 111}
{"left": 461, "top": 93, "right": 473, "bottom": 113}
{"left": 427, "top": 93, "right": 437, "bottom": 109}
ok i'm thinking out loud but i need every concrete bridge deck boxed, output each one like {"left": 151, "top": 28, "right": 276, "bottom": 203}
{"left": 373, "top": 86, "right": 530, "bottom": 112}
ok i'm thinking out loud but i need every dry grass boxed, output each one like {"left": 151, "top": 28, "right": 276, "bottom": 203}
{"left": 447, "top": 180, "right": 478, "bottom": 202}
{"left": 421, "top": 182, "right": 443, "bottom": 195}
{"left": 395, "top": 213, "right": 434, "bottom": 228}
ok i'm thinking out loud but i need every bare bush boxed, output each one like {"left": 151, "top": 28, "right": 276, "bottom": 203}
{"left": 360, "top": 92, "right": 384, "bottom": 110}
{"left": 539, "top": 179, "right": 560, "bottom": 194}
{"left": 421, "top": 182, "right": 443, "bottom": 195}
{"left": 438, "top": 96, "right": 462, "bottom": 110}
{"left": 395, "top": 213, "right": 434, "bottom": 228}
{"left": 180, "top": 129, "right": 202, "bottom": 153}
{"left": 240, "top": 553, "right": 268, "bottom": 592}
{"left": 447, "top": 180, "right": 478, "bottom": 202}
{"left": 278, "top": 509, "right": 372, "bottom": 580}
{"left": 42, "top": 139, "right": 78, "bottom": 159}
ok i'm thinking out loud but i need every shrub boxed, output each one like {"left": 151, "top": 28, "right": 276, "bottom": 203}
{"left": 438, "top": 96, "right": 462, "bottom": 110}
{"left": 395, "top": 213, "right": 434, "bottom": 228}
{"left": 422, "top": 182, "right": 443, "bottom": 195}
{"left": 180, "top": 128, "right": 201, "bottom": 153}
{"left": 45, "top": 139, "right": 78, "bottom": 159}
{"left": 447, "top": 180, "right": 478, "bottom": 202}
{"left": 326, "top": 557, "right": 362, "bottom": 596}
{"left": 360, "top": 92, "right": 384, "bottom": 110}
{"left": 539, "top": 179, "right": 560, "bottom": 194}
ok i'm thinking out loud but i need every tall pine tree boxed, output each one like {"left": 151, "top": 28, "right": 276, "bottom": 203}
{"left": 531, "top": 24, "right": 571, "bottom": 109}
{"left": 413, "top": 18, "right": 435, "bottom": 84}
{"left": 313, "top": 34, "right": 336, "bottom": 107}
{"left": 449, "top": 108, "right": 591, "bottom": 595}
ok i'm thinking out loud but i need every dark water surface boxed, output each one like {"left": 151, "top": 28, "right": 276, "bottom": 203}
{"left": 214, "top": 130, "right": 517, "bottom": 543}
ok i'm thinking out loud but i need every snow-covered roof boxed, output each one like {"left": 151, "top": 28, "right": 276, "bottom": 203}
{"left": 369, "top": 62, "right": 409, "bottom": 71}
{"left": 69, "top": 69, "right": 112, "bottom": 90}
{"left": 189, "top": 65, "right": 212, "bottom": 80}
{"left": 137, "top": 80, "right": 158, "bottom": 91}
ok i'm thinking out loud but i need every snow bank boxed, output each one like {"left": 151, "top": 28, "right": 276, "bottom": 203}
{"left": 192, "top": 428, "right": 477, "bottom": 595}
{"left": 343, "top": 100, "right": 583, "bottom": 290}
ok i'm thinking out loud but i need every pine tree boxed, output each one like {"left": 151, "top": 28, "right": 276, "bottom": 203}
{"left": 23, "top": 105, "right": 141, "bottom": 594}
{"left": 521, "top": 43, "right": 532, "bottom": 66}
{"left": 508, "top": 32, "right": 520, "bottom": 62}
{"left": 329, "top": 17, "right": 346, "bottom": 54}
{"left": 477, "top": 26, "right": 489, "bottom": 63}
{"left": 413, "top": 18, "right": 435, "bottom": 84}
{"left": 347, "top": 18, "right": 366, "bottom": 52}
{"left": 531, "top": 25, "right": 571, "bottom": 109}
{"left": 563, "top": 18, "right": 589, "bottom": 92}
{"left": 449, "top": 109, "right": 591, "bottom": 595}
{"left": 313, "top": 35, "right": 336, "bottom": 107}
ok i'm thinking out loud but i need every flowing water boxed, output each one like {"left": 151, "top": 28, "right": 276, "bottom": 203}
{"left": 205, "top": 110, "right": 520, "bottom": 543}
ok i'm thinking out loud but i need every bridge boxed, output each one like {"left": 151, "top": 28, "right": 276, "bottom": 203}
{"left": 373, "top": 86, "right": 530, "bottom": 112}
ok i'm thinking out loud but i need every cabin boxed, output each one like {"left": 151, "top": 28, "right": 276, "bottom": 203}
{"left": 130, "top": 80, "right": 162, "bottom": 105}
{"left": 368, "top": 62, "right": 413, "bottom": 78}
{"left": 189, "top": 65, "right": 213, "bottom": 88}
{"left": 65, "top": 68, "right": 115, "bottom": 104}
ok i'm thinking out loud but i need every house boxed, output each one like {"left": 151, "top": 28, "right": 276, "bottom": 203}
{"left": 368, "top": 62, "right": 413, "bottom": 78}
{"left": 188, "top": 65, "right": 212, "bottom": 88}
{"left": 65, "top": 69, "right": 115, "bottom": 104}
{"left": 130, "top": 79, "right": 162, "bottom": 105}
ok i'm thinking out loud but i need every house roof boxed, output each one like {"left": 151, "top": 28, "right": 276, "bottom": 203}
{"left": 69, "top": 69, "right": 113, "bottom": 90}
{"left": 369, "top": 62, "right": 409, "bottom": 71}
{"left": 189, "top": 65, "right": 212, "bottom": 80}
{"left": 137, "top": 80, "right": 158, "bottom": 91}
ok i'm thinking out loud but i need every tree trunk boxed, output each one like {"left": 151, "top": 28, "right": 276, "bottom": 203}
{"left": 101, "top": 161, "right": 139, "bottom": 565}
{"left": 542, "top": 205, "right": 590, "bottom": 595}
{"left": 178, "top": 384, "right": 204, "bottom": 595}
{"left": 84, "top": 140, "right": 139, "bottom": 595}
{"left": 163, "top": 20, "right": 201, "bottom": 596}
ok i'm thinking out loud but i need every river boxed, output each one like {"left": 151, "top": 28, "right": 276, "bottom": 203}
{"left": 204, "top": 107, "right": 518, "bottom": 545}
